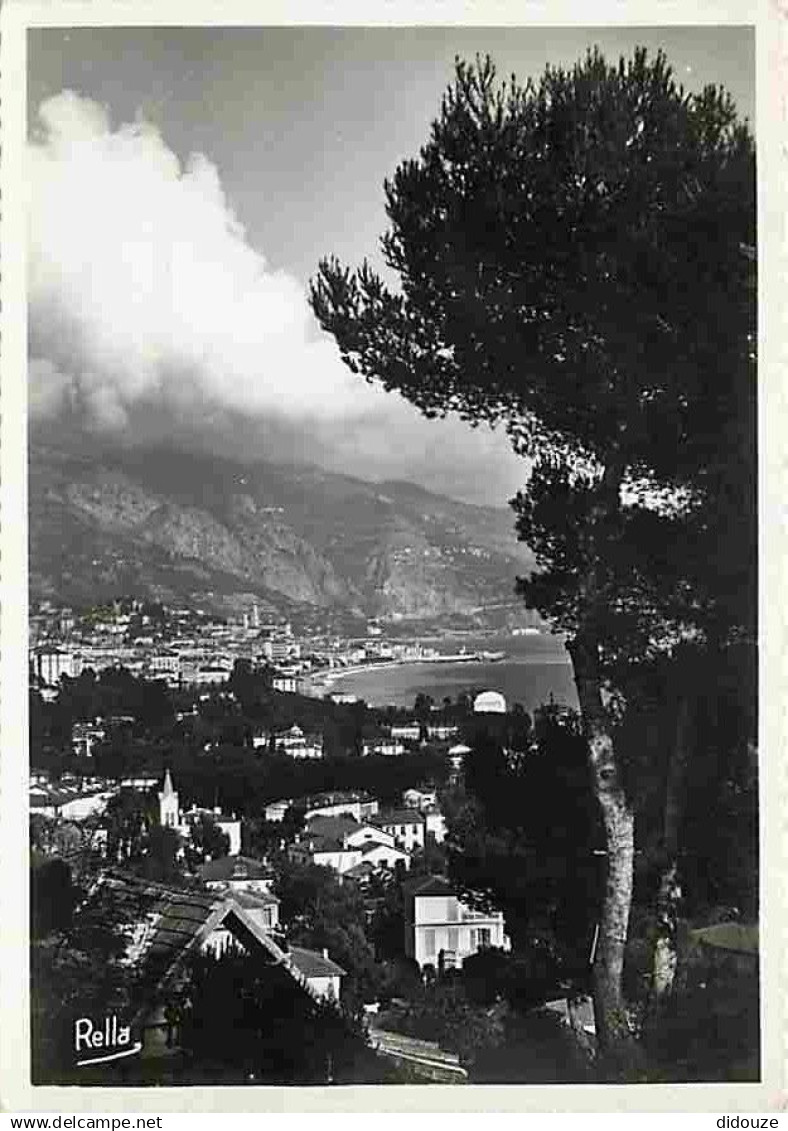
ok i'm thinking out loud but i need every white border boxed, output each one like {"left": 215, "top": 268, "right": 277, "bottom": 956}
{"left": 1, "top": 0, "right": 785, "bottom": 1113}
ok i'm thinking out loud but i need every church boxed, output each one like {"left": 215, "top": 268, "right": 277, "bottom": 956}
{"left": 158, "top": 769, "right": 242, "bottom": 857}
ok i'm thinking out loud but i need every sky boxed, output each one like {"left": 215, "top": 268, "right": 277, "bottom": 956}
{"left": 27, "top": 25, "right": 755, "bottom": 505}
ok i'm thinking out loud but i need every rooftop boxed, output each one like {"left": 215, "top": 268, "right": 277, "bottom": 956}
{"left": 408, "top": 875, "right": 455, "bottom": 899}
{"left": 288, "top": 946, "right": 346, "bottom": 979}
{"left": 69, "top": 870, "right": 289, "bottom": 1022}
{"left": 198, "top": 855, "right": 272, "bottom": 883}
{"left": 305, "top": 815, "right": 361, "bottom": 839}
{"left": 374, "top": 809, "right": 425, "bottom": 827}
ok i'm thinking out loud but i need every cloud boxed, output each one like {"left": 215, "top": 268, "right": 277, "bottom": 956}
{"left": 28, "top": 90, "right": 527, "bottom": 506}
{"left": 28, "top": 91, "right": 389, "bottom": 432}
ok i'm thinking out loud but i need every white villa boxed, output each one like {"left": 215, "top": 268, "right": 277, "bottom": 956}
{"left": 404, "top": 876, "right": 510, "bottom": 971}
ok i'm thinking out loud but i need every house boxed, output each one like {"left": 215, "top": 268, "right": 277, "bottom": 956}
{"left": 202, "top": 886, "right": 280, "bottom": 940}
{"left": 33, "top": 647, "right": 81, "bottom": 686}
{"left": 321, "top": 816, "right": 394, "bottom": 849}
{"left": 71, "top": 720, "right": 106, "bottom": 759}
{"left": 404, "top": 876, "right": 510, "bottom": 971}
{"left": 158, "top": 770, "right": 242, "bottom": 856}
{"left": 447, "top": 743, "right": 471, "bottom": 781}
{"left": 288, "top": 946, "right": 345, "bottom": 1001}
{"left": 67, "top": 870, "right": 346, "bottom": 1064}
{"left": 296, "top": 835, "right": 363, "bottom": 875}
{"left": 302, "top": 791, "right": 379, "bottom": 822}
{"left": 373, "top": 809, "right": 426, "bottom": 853}
{"left": 362, "top": 739, "right": 405, "bottom": 757}
{"left": 426, "top": 723, "right": 459, "bottom": 742}
{"left": 390, "top": 723, "right": 422, "bottom": 743}
{"left": 292, "top": 815, "right": 409, "bottom": 875}
{"left": 272, "top": 673, "right": 302, "bottom": 695}
{"left": 402, "top": 787, "right": 437, "bottom": 812}
{"left": 359, "top": 840, "right": 412, "bottom": 872}
{"left": 198, "top": 854, "right": 275, "bottom": 897}
{"left": 342, "top": 860, "right": 376, "bottom": 885}
{"left": 29, "top": 783, "right": 115, "bottom": 822}
{"left": 148, "top": 651, "right": 180, "bottom": 684}
{"left": 274, "top": 724, "right": 323, "bottom": 759}
{"left": 264, "top": 798, "right": 292, "bottom": 822}
{"left": 424, "top": 808, "right": 447, "bottom": 844}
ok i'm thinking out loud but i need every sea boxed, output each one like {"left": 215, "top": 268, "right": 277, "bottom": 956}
{"left": 323, "top": 631, "right": 579, "bottom": 713}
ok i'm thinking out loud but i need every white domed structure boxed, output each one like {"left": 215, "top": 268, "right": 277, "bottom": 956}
{"left": 473, "top": 690, "right": 507, "bottom": 715}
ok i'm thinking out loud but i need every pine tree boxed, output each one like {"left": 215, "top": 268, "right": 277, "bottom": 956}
{"left": 311, "top": 48, "right": 755, "bottom": 1069}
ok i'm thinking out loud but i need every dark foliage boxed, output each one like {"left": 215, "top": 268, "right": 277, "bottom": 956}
{"left": 446, "top": 706, "right": 604, "bottom": 974}
{"left": 179, "top": 950, "right": 376, "bottom": 1084}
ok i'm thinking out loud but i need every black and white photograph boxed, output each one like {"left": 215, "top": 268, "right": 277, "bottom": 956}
{"left": 1, "top": 0, "right": 780, "bottom": 1109}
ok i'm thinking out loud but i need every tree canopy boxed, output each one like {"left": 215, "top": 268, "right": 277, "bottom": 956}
{"left": 311, "top": 47, "right": 756, "bottom": 1067}
{"left": 311, "top": 46, "right": 755, "bottom": 664}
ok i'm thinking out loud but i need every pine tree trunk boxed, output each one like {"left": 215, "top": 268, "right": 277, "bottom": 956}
{"left": 569, "top": 635, "right": 639, "bottom": 1075}
{"left": 650, "top": 695, "right": 691, "bottom": 1003}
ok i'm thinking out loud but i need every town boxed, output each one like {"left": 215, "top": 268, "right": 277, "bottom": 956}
{"left": 28, "top": 592, "right": 758, "bottom": 1086}
{"left": 29, "top": 597, "right": 540, "bottom": 1084}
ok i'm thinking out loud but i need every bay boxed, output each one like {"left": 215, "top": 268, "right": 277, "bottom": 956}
{"left": 324, "top": 632, "right": 579, "bottom": 712}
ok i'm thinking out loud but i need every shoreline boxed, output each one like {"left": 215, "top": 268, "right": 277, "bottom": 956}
{"left": 306, "top": 650, "right": 573, "bottom": 694}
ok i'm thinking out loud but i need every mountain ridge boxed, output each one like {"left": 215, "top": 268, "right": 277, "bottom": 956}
{"left": 29, "top": 441, "right": 535, "bottom": 627}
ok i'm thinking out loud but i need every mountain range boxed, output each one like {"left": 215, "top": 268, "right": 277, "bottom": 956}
{"left": 29, "top": 442, "right": 535, "bottom": 628}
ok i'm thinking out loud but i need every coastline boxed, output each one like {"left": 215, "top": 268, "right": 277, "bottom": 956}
{"left": 304, "top": 641, "right": 577, "bottom": 711}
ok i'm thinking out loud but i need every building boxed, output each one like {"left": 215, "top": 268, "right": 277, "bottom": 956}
{"left": 402, "top": 787, "right": 437, "bottom": 812}
{"left": 404, "top": 876, "right": 510, "bottom": 971}
{"left": 426, "top": 724, "right": 459, "bottom": 741}
{"left": 274, "top": 724, "right": 323, "bottom": 760}
{"left": 29, "top": 783, "right": 115, "bottom": 822}
{"left": 264, "top": 799, "right": 292, "bottom": 822}
{"left": 181, "top": 807, "right": 242, "bottom": 857}
{"left": 362, "top": 738, "right": 405, "bottom": 758}
{"left": 201, "top": 887, "right": 281, "bottom": 949}
{"left": 260, "top": 639, "right": 300, "bottom": 664}
{"left": 390, "top": 723, "right": 421, "bottom": 742}
{"left": 71, "top": 870, "right": 347, "bottom": 1062}
{"left": 447, "top": 743, "right": 471, "bottom": 781}
{"left": 272, "top": 673, "right": 302, "bottom": 695}
{"left": 147, "top": 651, "right": 180, "bottom": 684}
{"left": 71, "top": 720, "right": 106, "bottom": 759}
{"left": 158, "top": 770, "right": 242, "bottom": 856}
{"left": 292, "top": 814, "right": 411, "bottom": 876}
{"left": 373, "top": 809, "right": 426, "bottom": 853}
{"left": 302, "top": 791, "right": 379, "bottom": 822}
{"left": 358, "top": 841, "right": 411, "bottom": 872}
{"left": 287, "top": 946, "right": 345, "bottom": 1001}
{"left": 198, "top": 854, "right": 275, "bottom": 897}
{"left": 191, "top": 664, "right": 231, "bottom": 687}
{"left": 33, "top": 647, "right": 81, "bottom": 686}
{"left": 473, "top": 690, "right": 507, "bottom": 714}
{"left": 424, "top": 808, "right": 447, "bottom": 844}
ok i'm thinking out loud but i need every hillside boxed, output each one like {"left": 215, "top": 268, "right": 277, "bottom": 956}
{"left": 29, "top": 443, "right": 535, "bottom": 627}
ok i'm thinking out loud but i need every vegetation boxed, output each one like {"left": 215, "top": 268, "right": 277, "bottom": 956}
{"left": 178, "top": 950, "right": 378, "bottom": 1084}
{"left": 311, "top": 47, "right": 755, "bottom": 1068}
